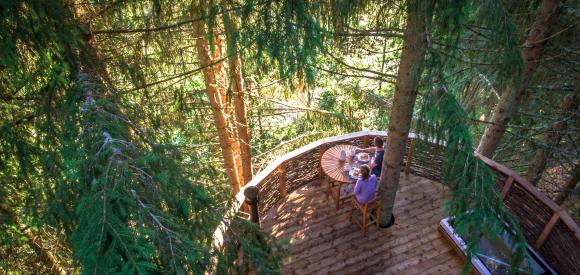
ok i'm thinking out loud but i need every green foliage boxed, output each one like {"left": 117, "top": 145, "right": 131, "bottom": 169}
{"left": 429, "top": 0, "right": 523, "bottom": 92}
{"left": 1, "top": 0, "right": 284, "bottom": 273}
{"left": 414, "top": 1, "right": 532, "bottom": 273}
{"left": 241, "top": 0, "right": 324, "bottom": 83}
{"left": 318, "top": 90, "right": 337, "bottom": 111}
{"left": 418, "top": 88, "right": 528, "bottom": 274}
{"left": 217, "top": 217, "right": 288, "bottom": 274}
{"left": 236, "top": 0, "right": 372, "bottom": 85}
{"left": 2, "top": 0, "right": 576, "bottom": 273}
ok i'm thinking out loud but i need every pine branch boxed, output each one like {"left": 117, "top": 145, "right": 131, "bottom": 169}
{"left": 322, "top": 48, "right": 399, "bottom": 79}
{"left": 92, "top": 1, "right": 267, "bottom": 35}
{"left": 0, "top": 206, "right": 67, "bottom": 275}
{"left": 313, "top": 65, "right": 394, "bottom": 82}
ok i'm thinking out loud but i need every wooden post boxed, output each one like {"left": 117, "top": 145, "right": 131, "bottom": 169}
{"left": 279, "top": 164, "right": 287, "bottom": 198}
{"left": 501, "top": 176, "right": 514, "bottom": 200}
{"left": 363, "top": 135, "right": 370, "bottom": 148}
{"left": 404, "top": 139, "right": 415, "bottom": 175}
{"left": 534, "top": 211, "right": 561, "bottom": 250}
{"left": 244, "top": 186, "right": 260, "bottom": 225}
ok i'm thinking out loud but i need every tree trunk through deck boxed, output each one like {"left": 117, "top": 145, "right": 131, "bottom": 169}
{"left": 476, "top": 0, "right": 561, "bottom": 158}
{"left": 378, "top": 0, "right": 430, "bottom": 227}
{"left": 526, "top": 93, "right": 578, "bottom": 185}
{"left": 224, "top": 13, "right": 253, "bottom": 185}
{"left": 193, "top": 15, "right": 241, "bottom": 194}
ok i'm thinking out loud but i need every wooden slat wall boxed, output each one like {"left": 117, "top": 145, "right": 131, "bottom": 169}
{"left": 284, "top": 147, "right": 320, "bottom": 194}
{"left": 216, "top": 130, "right": 579, "bottom": 274}
{"left": 257, "top": 172, "right": 280, "bottom": 216}
{"left": 539, "top": 219, "right": 580, "bottom": 274}
{"left": 505, "top": 183, "right": 553, "bottom": 242}
{"left": 409, "top": 139, "right": 445, "bottom": 182}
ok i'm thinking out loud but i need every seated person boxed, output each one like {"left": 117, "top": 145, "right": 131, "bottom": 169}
{"left": 356, "top": 137, "right": 385, "bottom": 177}
{"left": 354, "top": 165, "right": 377, "bottom": 204}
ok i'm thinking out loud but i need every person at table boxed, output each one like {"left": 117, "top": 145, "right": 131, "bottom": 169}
{"left": 355, "top": 137, "right": 385, "bottom": 177}
{"left": 354, "top": 165, "right": 377, "bottom": 204}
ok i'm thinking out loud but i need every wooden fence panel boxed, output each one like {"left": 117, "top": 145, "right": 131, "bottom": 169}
{"left": 539, "top": 219, "right": 580, "bottom": 274}
{"left": 257, "top": 172, "right": 281, "bottom": 216}
{"left": 285, "top": 147, "right": 320, "bottom": 195}
{"left": 504, "top": 183, "right": 553, "bottom": 244}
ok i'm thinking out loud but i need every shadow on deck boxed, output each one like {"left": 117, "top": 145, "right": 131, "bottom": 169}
{"left": 261, "top": 173, "right": 464, "bottom": 274}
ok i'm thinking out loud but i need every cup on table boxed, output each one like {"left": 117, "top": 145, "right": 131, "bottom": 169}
{"left": 347, "top": 149, "right": 355, "bottom": 162}
{"left": 344, "top": 163, "right": 351, "bottom": 172}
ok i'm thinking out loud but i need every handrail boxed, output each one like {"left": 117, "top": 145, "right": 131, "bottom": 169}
{"left": 233, "top": 130, "right": 392, "bottom": 210}
{"left": 476, "top": 152, "right": 580, "bottom": 243}
{"left": 213, "top": 130, "right": 579, "bottom": 274}
{"left": 213, "top": 130, "right": 389, "bottom": 248}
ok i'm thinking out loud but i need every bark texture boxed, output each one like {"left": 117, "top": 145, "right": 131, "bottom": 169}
{"left": 555, "top": 164, "right": 580, "bottom": 204}
{"left": 214, "top": 34, "right": 246, "bottom": 186}
{"left": 296, "top": 69, "right": 309, "bottom": 107}
{"left": 476, "top": 0, "right": 561, "bottom": 158}
{"left": 193, "top": 16, "right": 241, "bottom": 194}
{"left": 225, "top": 14, "right": 253, "bottom": 185}
{"left": 526, "top": 93, "right": 578, "bottom": 185}
{"left": 378, "top": 0, "right": 429, "bottom": 226}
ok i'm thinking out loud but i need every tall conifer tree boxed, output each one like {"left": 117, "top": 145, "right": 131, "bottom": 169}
{"left": 378, "top": 0, "right": 431, "bottom": 227}
{"left": 192, "top": 1, "right": 243, "bottom": 194}
{"left": 477, "top": 0, "right": 562, "bottom": 158}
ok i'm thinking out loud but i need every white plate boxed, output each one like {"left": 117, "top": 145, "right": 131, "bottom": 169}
{"left": 349, "top": 168, "right": 362, "bottom": 180}
{"left": 355, "top": 153, "right": 371, "bottom": 163}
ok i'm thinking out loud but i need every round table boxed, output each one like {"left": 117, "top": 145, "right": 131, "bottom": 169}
{"left": 320, "top": 144, "right": 368, "bottom": 210}
{"left": 321, "top": 144, "right": 359, "bottom": 183}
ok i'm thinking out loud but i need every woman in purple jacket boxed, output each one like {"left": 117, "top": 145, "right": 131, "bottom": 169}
{"left": 354, "top": 165, "right": 377, "bottom": 204}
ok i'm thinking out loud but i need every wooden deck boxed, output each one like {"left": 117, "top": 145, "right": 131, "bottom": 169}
{"left": 261, "top": 174, "right": 464, "bottom": 274}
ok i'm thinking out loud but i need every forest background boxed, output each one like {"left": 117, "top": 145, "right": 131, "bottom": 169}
{"left": 1, "top": 0, "right": 578, "bottom": 273}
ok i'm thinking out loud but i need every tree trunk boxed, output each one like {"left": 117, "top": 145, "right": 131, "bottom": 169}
{"left": 555, "top": 164, "right": 580, "bottom": 204}
{"left": 214, "top": 33, "right": 246, "bottom": 187}
{"left": 296, "top": 69, "right": 308, "bottom": 106}
{"left": 224, "top": 13, "right": 253, "bottom": 186}
{"left": 476, "top": 0, "right": 561, "bottom": 158}
{"left": 378, "top": 0, "right": 430, "bottom": 227}
{"left": 193, "top": 15, "right": 241, "bottom": 194}
{"left": 526, "top": 93, "right": 578, "bottom": 185}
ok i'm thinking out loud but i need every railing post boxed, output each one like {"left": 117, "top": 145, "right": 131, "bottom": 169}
{"left": 534, "top": 211, "right": 561, "bottom": 250}
{"left": 279, "top": 164, "right": 287, "bottom": 198}
{"left": 501, "top": 176, "right": 514, "bottom": 200}
{"left": 404, "top": 139, "right": 415, "bottom": 175}
{"left": 244, "top": 186, "right": 260, "bottom": 225}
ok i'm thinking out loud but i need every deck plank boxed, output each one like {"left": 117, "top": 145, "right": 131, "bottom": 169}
{"left": 262, "top": 174, "right": 464, "bottom": 274}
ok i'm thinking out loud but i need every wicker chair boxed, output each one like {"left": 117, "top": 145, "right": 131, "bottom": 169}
{"left": 349, "top": 195, "right": 381, "bottom": 237}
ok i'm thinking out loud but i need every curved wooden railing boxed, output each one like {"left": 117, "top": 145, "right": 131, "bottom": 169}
{"left": 217, "top": 130, "right": 579, "bottom": 274}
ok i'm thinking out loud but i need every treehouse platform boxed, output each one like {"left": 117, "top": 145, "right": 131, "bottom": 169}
{"left": 261, "top": 174, "right": 464, "bottom": 274}
{"left": 219, "top": 131, "right": 579, "bottom": 274}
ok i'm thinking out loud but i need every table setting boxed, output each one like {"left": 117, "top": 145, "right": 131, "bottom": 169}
{"left": 320, "top": 144, "right": 375, "bottom": 209}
